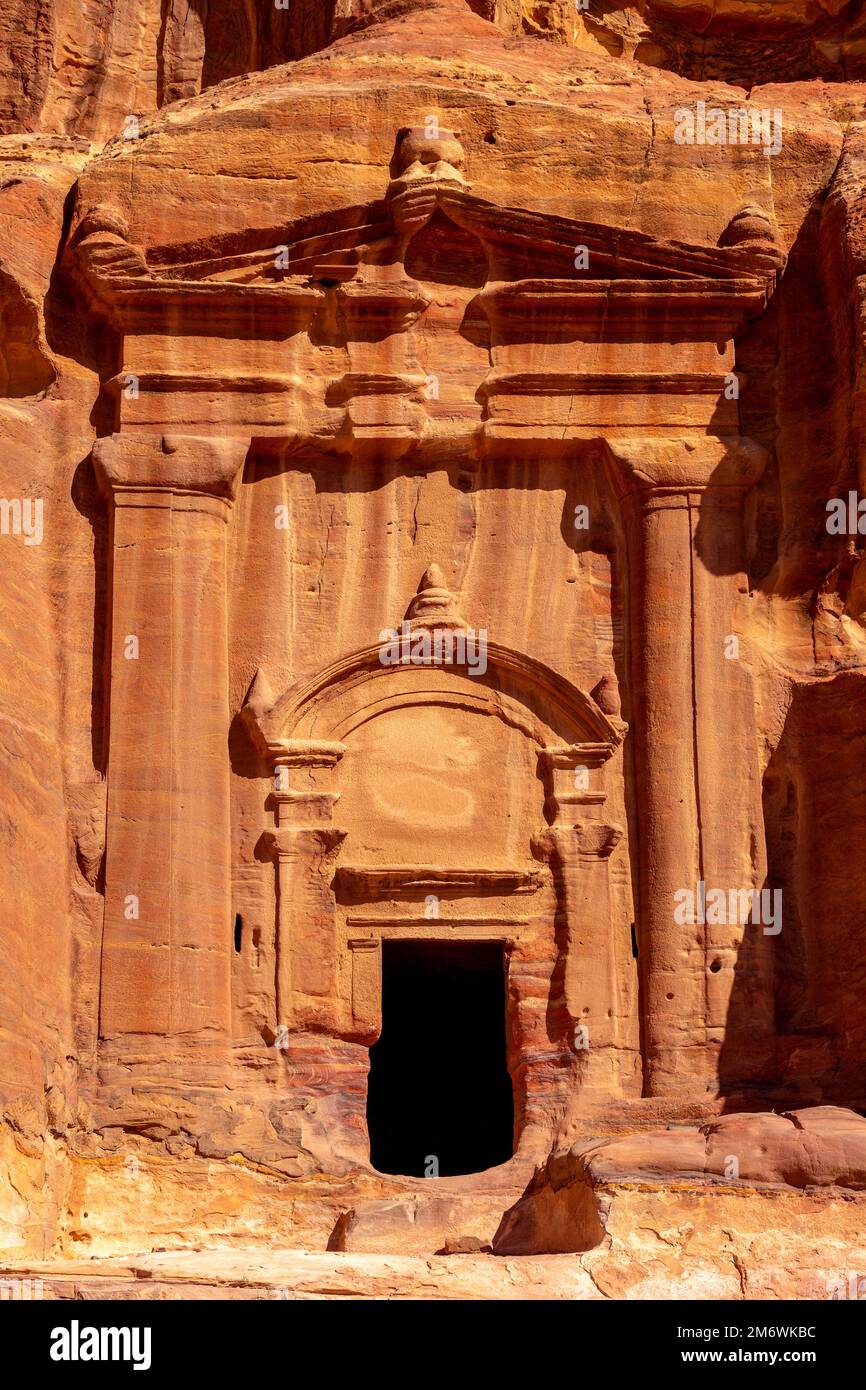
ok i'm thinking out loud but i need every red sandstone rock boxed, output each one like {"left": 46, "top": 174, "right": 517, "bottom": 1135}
{"left": 495, "top": 1106, "right": 866, "bottom": 1256}
{"left": 3, "top": 0, "right": 866, "bottom": 1300}
{"left": 584, "top": 1106, "right": 866, "bottom": 1190}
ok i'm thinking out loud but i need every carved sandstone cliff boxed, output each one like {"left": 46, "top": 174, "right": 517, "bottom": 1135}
{"left": 2, "top": 0, "right": 866, "bottom": 1298}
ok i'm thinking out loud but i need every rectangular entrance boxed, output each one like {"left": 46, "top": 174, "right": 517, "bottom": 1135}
{"left": 366, "top": 940, "right": 514, "bottom": 1177}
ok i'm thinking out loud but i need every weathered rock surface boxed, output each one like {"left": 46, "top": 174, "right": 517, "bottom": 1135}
{"left": 3, "top": 0, "right": 864, "bottom": 144}
{"left": 496, "top": 1106, "right": 866, "bottom": 1257}
{"left": 582, "top": 1106, "right": 866, "bottom": 1189}
{"left": 0, "top": 1247, "right": 601, "bottom": 1300}
{"left": 4, "top": 1176, "right": 865, "bottom": 1298}
{"left": 3, "top": 0, "right": 866, "bottom": 1299}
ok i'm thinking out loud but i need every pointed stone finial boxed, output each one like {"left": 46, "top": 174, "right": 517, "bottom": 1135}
{"left": 244, "top": 667, "right": 276, "bottom": 719}
{"left": 422, "top": 562, "right": 446, "bottom": 588}
{"left": 406, "top": 564, "right": 468, "bottom": 630}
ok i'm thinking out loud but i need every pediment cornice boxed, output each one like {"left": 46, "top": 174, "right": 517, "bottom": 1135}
{"left": 71, "top": 134, "right": 784, "bottom": 334}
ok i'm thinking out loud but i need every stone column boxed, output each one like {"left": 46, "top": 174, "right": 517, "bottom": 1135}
{"left": 261, "top": 741, "right": 346, "bottom": 1034}
{"left": 603, "top": 436, "right": 775, "bottom": 1098}
{"left": 534, "top": 744, "right": 623, "bottom": 1099}
{"left": 265, "top": 828, "right": 347, "bottom": 1030}
{"left": 93, "top": 431, "right": 248, "bottom": 1048}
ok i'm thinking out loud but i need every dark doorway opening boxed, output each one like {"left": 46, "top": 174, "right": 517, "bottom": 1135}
{"left": 367, "top": 940, "right": 514, "bottom": 1178}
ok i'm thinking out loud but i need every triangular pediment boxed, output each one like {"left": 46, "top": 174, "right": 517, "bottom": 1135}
{"left": 72, "top": 135, "right": 784, "bottom": 330}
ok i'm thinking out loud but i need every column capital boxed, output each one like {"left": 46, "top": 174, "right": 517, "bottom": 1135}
{"left": 601, "top": 435, "right": 766, "bottom": 504}
{"left": 533, "top": 820, "right": 623, "bottom": 864}
{"left": 93, "top": 432, "right": 249, "bottom": 506}
{"left": 262, "top": 826, "right": 347, "bottom": 862}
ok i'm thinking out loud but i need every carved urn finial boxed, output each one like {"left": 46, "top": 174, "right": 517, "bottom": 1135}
{"left": 718, "top": 204, "right": 778, "bottom": 252}
{"left": 390, "top": 124, "right": 468, "bottom": 193}
{"left": 71, "top": 201, "right": 150, "bottom": 284}
{"left": 406, "top": 564, "right": 468, "bottom": 630}
{"left": 74, "top": 204, "right": 131, "bottom": 244}
{"left": 591, "top": 672, "right": 621, "bottom": 718}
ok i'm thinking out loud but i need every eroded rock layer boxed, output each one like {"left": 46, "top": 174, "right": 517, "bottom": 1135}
{"left": 2, "top": 0, "right": 866, "bottom": 1297}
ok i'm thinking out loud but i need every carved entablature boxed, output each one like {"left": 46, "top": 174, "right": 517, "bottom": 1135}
{"left": 70, "top": 128, "right": 785, "bottom": 457}
{"left": 335, "top": 865, "right": 543, "bottom": 901}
